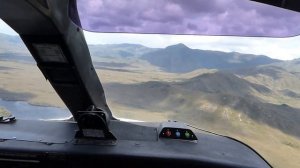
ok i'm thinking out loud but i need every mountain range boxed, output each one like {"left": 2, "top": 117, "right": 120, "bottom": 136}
{"left": 88, "top": 42, "right": 283, "bottom": 73}
{"left": 141, "top": 43, "right": 282, "bottom": 73}
{"left": 1, "top": 32, "right": 300, "bottom": 139}
{"left": 103, "top": 70, "right": 300, "bottom": 138}
{"left": 0, "top": 33, "right": 293, "bottom": 73}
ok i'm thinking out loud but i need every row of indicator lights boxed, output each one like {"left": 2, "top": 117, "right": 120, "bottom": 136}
{"left": 164, "top": 129, "right": 193, "bottom": 139}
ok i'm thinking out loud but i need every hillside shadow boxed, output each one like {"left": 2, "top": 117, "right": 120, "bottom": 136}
{"left": 0, "top": 88, "right": 35, "bottom": 101}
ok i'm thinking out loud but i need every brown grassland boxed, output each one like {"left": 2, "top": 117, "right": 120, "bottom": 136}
{"left": 0, "top": 60, "right": 299, "bottom": 168}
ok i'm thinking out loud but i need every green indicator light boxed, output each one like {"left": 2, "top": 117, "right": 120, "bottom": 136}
{"left": 185, "top": 131, "right": 190, "bottom": 138}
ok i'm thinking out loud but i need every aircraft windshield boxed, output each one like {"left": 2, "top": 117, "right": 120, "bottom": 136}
{"left": 1, "top": 0, "right": 300, "bottom": 167}
{"left": 70, "top": 5, "right": 300, "bottom": 167}
{"left": 85, "top": 32, "right": 300, "bottom": 168}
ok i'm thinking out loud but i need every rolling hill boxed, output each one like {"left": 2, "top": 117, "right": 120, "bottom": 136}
{"left": 141, "top": 43, "right": 281, "bottom": 73}
{"left": 0, "top": 33, "right": 33, "bottom": 63}
{"left": 103, "top": 71, "right": 300, "bottom": 138}
{"left": 89, "top": 43, "right": 157, "bottom": 59}
{"left": 0, "top": 33, "right": 28, "bottom": 54}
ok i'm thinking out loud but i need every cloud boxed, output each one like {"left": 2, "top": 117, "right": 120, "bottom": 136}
{"left": 76, "top": 0, "right": 300, "bottom": 37}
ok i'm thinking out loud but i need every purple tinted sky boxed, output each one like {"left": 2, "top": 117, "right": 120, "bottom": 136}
{"left": 76, "top": 0, "right": 300, "bottom": 37}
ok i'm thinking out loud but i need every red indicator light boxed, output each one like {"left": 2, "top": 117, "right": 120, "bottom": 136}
{"left": 165, "top": 130, "right": 172, "bottom": 137}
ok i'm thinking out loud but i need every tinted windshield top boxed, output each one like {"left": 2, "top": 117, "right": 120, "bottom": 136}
{"left": 73, "top": 0, "right": 300, "bottom": 37}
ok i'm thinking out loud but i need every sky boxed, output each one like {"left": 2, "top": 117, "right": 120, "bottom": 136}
{"left": 1, "top": 19, "right": 300, "bottom": 60}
